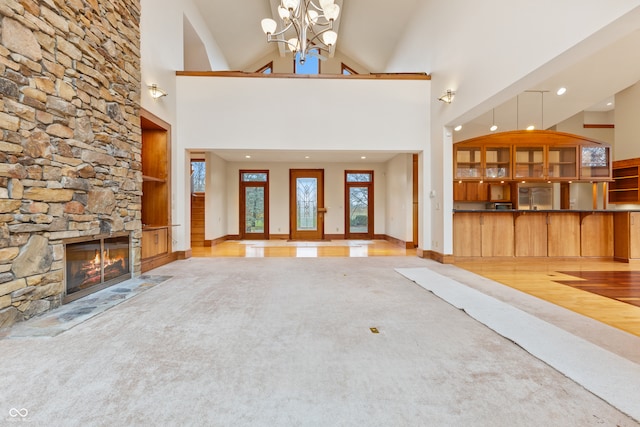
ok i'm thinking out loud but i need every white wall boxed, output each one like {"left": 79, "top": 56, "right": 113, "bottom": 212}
{"left": 140, "top": 0, "right": 230, "bottom": 251}
{"left": 205, "top": 152, "right": 228, "bottom": 240}
{"left": 176, "top": 76, "right": 429, "bottom": 152}
{"left": 385, "top": 154, "right": 413, "bottom": 242}
{"left": 555, "top": 112, "right": 615, "bottom": 145}
{"left": 615, "top": 82, "right": 640, "bottom": 160}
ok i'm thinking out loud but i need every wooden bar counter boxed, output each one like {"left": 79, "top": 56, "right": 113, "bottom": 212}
{"left": 452, "top": 210, "right": 637, "bottom": 260}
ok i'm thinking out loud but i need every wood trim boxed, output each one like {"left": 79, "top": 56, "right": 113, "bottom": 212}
{"left": 583, "top": 124, "right": 614, "bottom": 129}
{"left": 269, "top": 234, "right": 289, "bottom": 240}
{"left": 341, "top": 63, "right": 359, "bottom": 75}
{"left": 289, "top": 169, "right": 325, "bottom": 241}
{"left": 141, "top": 252, "right": 178, "bottom": 273}
{"left": 255, "top": 61, "right": 273, "bottom": 73}
{"left": 239, "top": 170, "right": 270, "bottom": 240}
{"left": 176, "top": 249, "right": 192, "bottom": 260}
{"left": 176, "top": 71, "right": 431, "bottom": 80}
{"left": 417, "top": 249, "right": 455, "bottom": 264}
{"left": 382, "top": 235, "right": 410, "bottom": 249}
{"left": 344, "top": 170, "right": 374, "bottom": 239}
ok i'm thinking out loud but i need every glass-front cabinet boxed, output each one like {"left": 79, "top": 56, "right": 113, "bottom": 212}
{"left": 547, "top": 146, "right": 578, "bottom": 179}
{"left": 514, "top": 147, "right": 544, "bottom": 179}
{"left": 580, "top": 146, "right": 611, "bottom": 179}
{"left": 484, "top": 146, "right": 511, "bottom": 180}
{"left": 454, "top": 146, "right": 482, "bottom": 179}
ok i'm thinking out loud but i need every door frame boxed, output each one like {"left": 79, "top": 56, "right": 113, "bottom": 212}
{"left": 289, "top": 169, "right": 325, "bottom": 240}
{"left": 239, "top": 170, "right": 270, "bottom": 240}
{"left": 344, "top": 170, "right": 374, "bottom": 239}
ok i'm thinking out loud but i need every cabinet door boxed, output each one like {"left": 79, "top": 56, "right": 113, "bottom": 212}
{"left": 141, "top": 230, "right": 157, "bottom": 259}
{"left": 547, "top": 213, "right": 580, "bottom": 257}
{"left": 484, "top": 146, "right": 511, "bottom": 179}
{"left": 454, "top": 146, "right": 482, "bottom": 179}
{"left": 453, "top": 213, "right": 482, "bottom": 257}
{"left": 547, "top": 146, "right": 577, "bottom": 179}
{"left": 514, "top": 147, "right": 545, "bottom": 179}
{"left": 581, "top": 213, "right": 613, "bottom": 257}
{"left": 514, "top": 213, "right": 548, "bottom": 257}
{"left": 481, "top": 213, "right": 514, "bottom": 257}
{"left": 630, "top": 212, "right": 640, "bottom": 259}
{"left": 465, "top": 182, "right": 489, "bottom": 201}
{"left": 580, "top": 145, "right": 610, "bottom": 179}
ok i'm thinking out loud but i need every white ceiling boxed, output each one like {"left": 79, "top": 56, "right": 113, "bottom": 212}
{"left": 192, "top": 0, "right": 421, "bottom": 72}
{"left": 190, "top": 149, "right": 410, "bottom": 163}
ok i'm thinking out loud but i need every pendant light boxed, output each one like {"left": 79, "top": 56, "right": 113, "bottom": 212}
{"left": 490, "top": 109, "right": 498, "bottom": 132}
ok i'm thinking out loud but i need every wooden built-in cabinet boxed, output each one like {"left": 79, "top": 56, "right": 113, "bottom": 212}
{"left": 454, "top": 210, "right": 615, "bottom": 259}
{"left": 454, "top": 131, "right": 611, "bottom": 203}
{"left": 609, "top": 158, "right": 640, "bottom": 204}
{"left": 613, "top": 211, "right": 640, "bottom": 262}
{"left": 140, "top": 109, "right": 174, "bottom": 272}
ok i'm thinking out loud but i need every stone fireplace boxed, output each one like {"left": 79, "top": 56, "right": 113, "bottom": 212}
{"left": 64, "top": 234, "right": 131, "bottom": 303}
{"left": 0, "top": 1, "right": 142, "bottom": 329}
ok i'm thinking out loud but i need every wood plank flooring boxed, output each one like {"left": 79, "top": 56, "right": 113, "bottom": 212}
{"left": 192, "top": 240, "right": 640, "bottom": 337}
{"left": 455, "top": 259, "right": 640, "bottom": 337}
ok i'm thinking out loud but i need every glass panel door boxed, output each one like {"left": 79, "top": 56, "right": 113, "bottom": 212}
{"left": 290, "top": 169, "right": 324, "bottom": 240}
{"left": 345, "top": 171, "right": 374, "bottom": 239}
{"left": 240, "top": 171, "right": 269, "bottom": 239}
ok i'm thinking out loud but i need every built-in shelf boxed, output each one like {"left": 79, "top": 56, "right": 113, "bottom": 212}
{"left": 609, "top": 159, "right": 640, "bottom": 204}
{"left": 142, "top": 175, "right": 166, "bottom": 183}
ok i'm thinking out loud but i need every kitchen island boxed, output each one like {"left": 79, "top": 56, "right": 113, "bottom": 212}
{"left": 453, "top": 210, "right": 640, "bottom": 262}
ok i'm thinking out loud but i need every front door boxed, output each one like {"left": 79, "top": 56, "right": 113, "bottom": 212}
{"left": 290, "top": 169, "right": 325, "bottom": 240}
{"left": 240, "top": 170, "right": 269, "bottom": 240}
{"left": 345, "top": 171, "right": 374, "bottom": 239}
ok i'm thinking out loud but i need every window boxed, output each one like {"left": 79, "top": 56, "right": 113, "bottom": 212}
{"left": 255, "top": 62, "right": 273, "bottom": 74}
{"left": 294, "top": 52, "right": 320, "bottom": 74}
{"left": 191, "top": 159, "right": 205, "bottom": 193}
{"left": 341, "top": 63, "right": 358, "bottom": 75}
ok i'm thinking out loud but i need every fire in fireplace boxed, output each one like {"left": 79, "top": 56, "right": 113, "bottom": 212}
{"left": 65, "top": 235, "right": 131, "bottom": 302}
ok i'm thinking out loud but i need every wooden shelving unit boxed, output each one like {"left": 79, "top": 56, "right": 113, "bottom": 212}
{"left": 140, "top": 109, "right": 174, "bottom": 272}
{"left": 609, "top": 158, "right": 640, "bottom": 204}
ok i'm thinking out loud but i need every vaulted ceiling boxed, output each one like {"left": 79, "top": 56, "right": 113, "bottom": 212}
{"left": 192, "top": 0, "right": 422, "bottom": 72}
{"left": 188, "top": 1, "right": 640, "bottom": 152}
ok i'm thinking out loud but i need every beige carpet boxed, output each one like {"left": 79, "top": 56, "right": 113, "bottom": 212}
{"left": 0, "top": 257, "right": 638, "bottom": 426}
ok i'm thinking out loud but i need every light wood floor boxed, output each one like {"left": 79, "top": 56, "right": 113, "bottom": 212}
{"left": 455, "top": 259, "right": 640, "bottom": 337}
{"left": 192, "top": 239, "right": 416, "bottom": 258}
{"left": 192, "top": 240, "right": 640, "bottom": 337}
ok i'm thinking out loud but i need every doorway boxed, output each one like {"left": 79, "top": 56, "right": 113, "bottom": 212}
{"left": 345, "top": 171, "right": 374, "bottom": 239}
{"left": 240, "top": 170, "right": 269, "bottom": 240}
{"left": 190, "top": 159, "right": 205, "bottom": 247}
{"left": 290, "top": 169, "right": 325, "bottom": 240}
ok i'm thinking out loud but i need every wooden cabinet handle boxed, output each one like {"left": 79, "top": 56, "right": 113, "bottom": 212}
{"left": 154, "top": 233, "right": 159, "bottom": 244}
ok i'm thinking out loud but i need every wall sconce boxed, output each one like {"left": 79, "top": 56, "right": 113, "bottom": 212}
{"left": 438, "top": 89, "right": 455, "bottom": 104}
{"left": 149, "top": 84, "right": 167, "bottom": 99}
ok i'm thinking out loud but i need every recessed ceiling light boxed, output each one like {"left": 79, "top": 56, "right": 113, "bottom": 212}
{"left": 607, "top": 102, "right": 613, "bottom": 106}
{"left": 556, "top": 87, "right": 567, "bottom": 96}
{"left": 305, "top": 156, "right": 310, "bottom": 159}
{"left": 245, "top": 155, "right": 251, "bottom": 159}
{"left": 454, "top": 125, "right": 462, "bottom": 131}
{"left": 361, "top": 156, "right": 367, "bottom": 160}
{"left": 526, "top": 125, "right": 535, "bottom": 131}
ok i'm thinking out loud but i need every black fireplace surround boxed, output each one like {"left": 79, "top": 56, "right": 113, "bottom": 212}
{"left": 64, "top": 233, "right": 131, "bottom": 302}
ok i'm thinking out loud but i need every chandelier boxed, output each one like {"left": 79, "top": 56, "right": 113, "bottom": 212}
{"left": 260, "top": 0, "right": 341, "bottom": 65}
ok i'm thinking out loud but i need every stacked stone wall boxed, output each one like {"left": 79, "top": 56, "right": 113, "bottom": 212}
{"left": 0, "top": 0, "right": 142, "bottom": 328}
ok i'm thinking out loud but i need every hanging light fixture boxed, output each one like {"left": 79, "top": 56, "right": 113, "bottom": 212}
{"left": 490, "top": 109, "right": 498, "bottom": 132}
{"left": 261, "top": 0, "right": 340, "bottom": 65}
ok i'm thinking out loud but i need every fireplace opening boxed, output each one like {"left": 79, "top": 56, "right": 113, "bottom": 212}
{"left": 65, "top": 234, "right": 131, "bottom": 303}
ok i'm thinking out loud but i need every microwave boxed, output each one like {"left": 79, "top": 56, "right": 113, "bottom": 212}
{"left": 487, "top": 202, "right": 512, "bottom": 210}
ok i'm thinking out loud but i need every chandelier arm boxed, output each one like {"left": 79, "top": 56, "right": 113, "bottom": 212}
{"left": 304, "top": 23, "right": 335, "bottom": 49}
{"left": 307, "top": 0, "right": 323, "bottom": 12}
{"left": 267, "top": 21, "right": 295, "bottom": 39}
